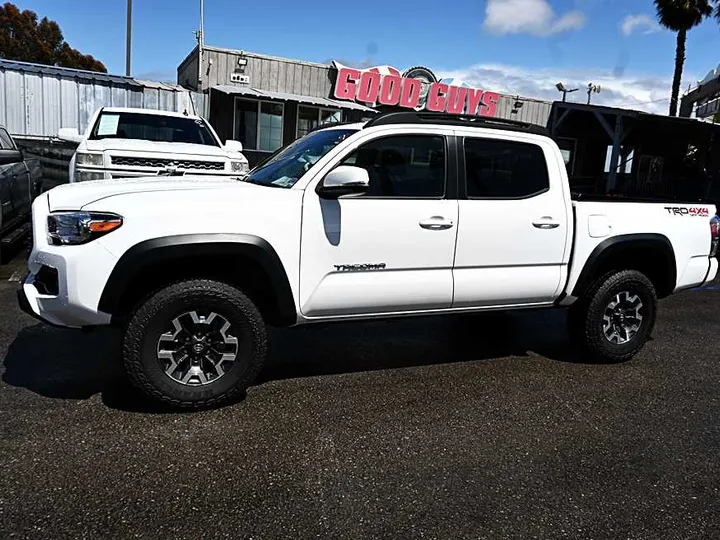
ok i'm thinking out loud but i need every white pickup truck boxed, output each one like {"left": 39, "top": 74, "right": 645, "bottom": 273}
{"left": 59, "top": 107, "right": 249, "bottom": 182}
{"left": 19, "top": 112, "right": 719, "bottom": 409}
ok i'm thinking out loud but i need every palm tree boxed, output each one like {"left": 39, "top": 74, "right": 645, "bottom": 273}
{"left": 655, "top": 0, "right": 714, "bottom": 116}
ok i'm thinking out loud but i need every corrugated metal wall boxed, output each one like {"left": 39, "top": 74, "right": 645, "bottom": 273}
{"left": 496, "top": 95, "right": 552, "bottom": 126}
{"left": 201, "top": 48, "right": 332, "bottom": 99}
{"left": 0, "top": 68, "right": 207, "bottom": 138}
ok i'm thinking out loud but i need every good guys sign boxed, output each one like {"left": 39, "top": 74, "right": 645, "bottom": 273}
{"left": 332, "top": 63, "right": 499, "bottom": 117}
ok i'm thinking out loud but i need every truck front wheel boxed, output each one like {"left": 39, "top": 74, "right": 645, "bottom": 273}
{"left": 123, "top": 279, "right": 268, "bottom": 409}
{"left": 568, "top": 270, "right": 658, "bottom": 363}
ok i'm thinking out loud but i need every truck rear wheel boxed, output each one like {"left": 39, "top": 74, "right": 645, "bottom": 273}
{"left": 123, "top": 279, "right": 267, "bottom": 409}
{"left": 568, "top": 270, "right": 657, "bottom": 363}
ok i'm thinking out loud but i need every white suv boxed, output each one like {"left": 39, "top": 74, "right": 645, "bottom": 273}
{"left": 59, "top": 107, "right": 249, "bottom": 182}
{"left": 20, "top": 112, "right": 719, "bottom": 409}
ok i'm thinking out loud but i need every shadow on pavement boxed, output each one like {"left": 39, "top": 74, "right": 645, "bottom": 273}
{"left": 2, "top": 308, "right": 583, "bottom": 412}
{"left": 260, "top": 308, "right": 581, "bottom": 384}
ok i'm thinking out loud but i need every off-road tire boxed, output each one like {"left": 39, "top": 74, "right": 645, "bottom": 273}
{"left": 568, "top": 270, "right": 657, "bottom": 363}
{"left": 123, "top": 279, "right": 267, "bottom": 410}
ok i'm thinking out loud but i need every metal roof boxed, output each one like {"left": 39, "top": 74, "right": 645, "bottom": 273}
{"left": 0, "top": 58, "right": 142, "bottom": 87}
{"left": 202, "top": 45, "right": 330, "bottom": 69}
{"left": 212, "top": 85, "right": 376, "bottom": 112}
{"left": 134, "top": 79, "right": 187, "bottom": 91}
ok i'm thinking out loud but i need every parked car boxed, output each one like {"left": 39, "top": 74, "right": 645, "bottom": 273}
{"left": 58, "top": 107, "right": 249, "bottom": 182}
{"left": 0, "top": 126, "right": 43, "bottom": 262}
{"left": 19, "top": 111, "right": 719, "bottom": 409}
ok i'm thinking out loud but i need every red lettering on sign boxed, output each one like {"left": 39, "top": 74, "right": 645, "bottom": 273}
{"left": 333, "top": 64, "right": 499, "bottom": 118}
{"left": 466, "top": 88, "right": 485, "bottom": 116}
{"left": 333, "top": 68, "right": 360, "bottom": 101}
{"left": 399, "top": 78, "right": 421, "bottom": 108}
{"left": 446, "top": 86, "right": 468, "bottom": 114}
{"left": 427, "top": 82, "right": 448, "bottom": 112}
{"left": 378, "top": 75, "right": 402, "bottom": 106}
{"left": 479, "top": 91, "right": 499, "bottom": 117}
{"left": 357, "top": 71, "right": 381, "bottom": 103}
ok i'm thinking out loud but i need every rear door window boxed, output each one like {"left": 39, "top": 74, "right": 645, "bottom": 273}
{"left": 463, "top": 137, "right": 549, "bottom": 199}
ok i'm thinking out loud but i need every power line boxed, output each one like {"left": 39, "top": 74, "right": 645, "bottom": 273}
{"left": 613, "top": 97, "right": 669, "bottom": 108}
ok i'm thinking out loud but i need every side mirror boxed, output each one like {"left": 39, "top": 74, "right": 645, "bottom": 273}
{"left": 57, "top": 127, "right": 82, "bottom": 143}
{"left": 317, "top": 165, "right": 370, "bottom": 199}
{"left": 224, "top": 140, "right": 243, "bottom": 152}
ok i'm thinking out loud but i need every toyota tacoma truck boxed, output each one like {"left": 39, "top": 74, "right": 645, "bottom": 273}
{"left": 18, "top": 112, "right": 719, "bottom": 409}
{"left": 58, "top": 107, "right": 249, "bottom": 182}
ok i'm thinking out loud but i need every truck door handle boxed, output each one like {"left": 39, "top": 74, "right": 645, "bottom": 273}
{"left": 419, "top": 216, "right": 454, "bottom": 230}
{"left": 532, "top": 217, "right": 560, "bottom": 229}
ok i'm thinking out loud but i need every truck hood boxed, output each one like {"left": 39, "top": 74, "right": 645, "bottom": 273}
{"left": 47, "top": 176, "right": 259, "bottom": 211}
{"left": 84, "top": 139, "right": 240, "bottom": 159}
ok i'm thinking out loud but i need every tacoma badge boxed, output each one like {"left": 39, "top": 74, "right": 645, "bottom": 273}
{"left": 334, "top": 263, "right": 387, "bottom": 272}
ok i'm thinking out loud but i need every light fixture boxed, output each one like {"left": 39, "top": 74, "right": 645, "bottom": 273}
{"left": 556, "top": 82, "right": 579, "bottom": 102}
{"left": 237, "top": 56, "right": 248, "bottom": 74}
{"left": 587, "top": 83, "right": 602, "bottom": 104}
{"left": 511, "top": 96, "right": 524, "bottom": 114}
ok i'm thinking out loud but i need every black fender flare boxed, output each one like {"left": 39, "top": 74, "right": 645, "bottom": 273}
{"left": 571, "top": 233, "right": 677, "bottom": 298}
{"left": 98, "top": 233, "right": 296, "bottom": 325}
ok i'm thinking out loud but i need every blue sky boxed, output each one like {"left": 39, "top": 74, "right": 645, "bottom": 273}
{"left": 11, "top": 0, "right": 720, "bottom": 113}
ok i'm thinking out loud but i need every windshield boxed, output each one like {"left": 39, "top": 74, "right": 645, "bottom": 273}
{"left": 89, "top": 112, "right": 220, "bottom": 147}
{"left": 245, "top": 128, "right": 357, "bottom": 188}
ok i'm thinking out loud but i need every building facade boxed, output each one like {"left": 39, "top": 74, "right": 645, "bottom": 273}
{"left": 177, "top": 45, "right": 376, "bottom": 166}
{"left": 177, "top": 45, "right": 553, "bottom": 167}
{"left": 0, "top": 58, "right": 206, "bottom": 139}
{"left": 680, "top": 63, "right": 720, "bottom": 120}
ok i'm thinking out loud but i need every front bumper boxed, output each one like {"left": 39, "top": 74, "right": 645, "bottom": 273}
{"left": 18, "top": 195, "right": 117, "bottom": 328}
{"left": 19, "top": 266, "right": 113, "bottom": 328}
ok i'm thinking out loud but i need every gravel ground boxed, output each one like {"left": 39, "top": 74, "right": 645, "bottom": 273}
{"left": 0, "top": 258, "right": 718, "bottom": 539}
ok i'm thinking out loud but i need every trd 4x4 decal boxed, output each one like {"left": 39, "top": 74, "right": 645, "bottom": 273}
{"left": 664, "top": 207, "right": 710, "bottom": 217}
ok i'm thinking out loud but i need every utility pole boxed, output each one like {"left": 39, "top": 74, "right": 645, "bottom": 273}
{"left": 125, "top": 0, "right": 132, "bottom": 76}
{"left": 197, "top": 0, "right": 205, "bottom": 90}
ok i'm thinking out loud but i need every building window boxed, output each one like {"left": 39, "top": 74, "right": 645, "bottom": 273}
{"left": 320, "top": 109, "right": 342, "bottom": 124}
{"left": 234, "top": 98, "right": 284, "bottom": 152}
{"left": 296, "top": 106, "right": 342, "bottom": 138}
{"left": 297, "top": 106, "right": 319, "bottom": 138}
{"left": 259, "top": 102, "right": 283, "bottom": 151}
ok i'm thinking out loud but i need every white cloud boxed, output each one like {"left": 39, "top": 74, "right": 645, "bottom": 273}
{"left": 483, "top": 0, "right": 586, "bottom": 37}
{"left": 437, "top": 63, "right": 694, "bottom": 115}
{"left": 620, "top": 14, "right": 660, "bottom": 36}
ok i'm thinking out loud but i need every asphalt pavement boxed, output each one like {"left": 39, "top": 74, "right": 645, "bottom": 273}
{"left": 0, "top": 252, "right": 719, "bottom": 540}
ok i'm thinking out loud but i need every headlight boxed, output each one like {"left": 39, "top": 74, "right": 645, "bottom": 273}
{"left": 47, "top": 212, "right": 123, "bottom": 245}
{"left": 75, "top": 152, "right": 104, "bottom": 167}
{"left": 230, "top": 160, "right": 249, "bottom": 173}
